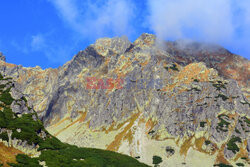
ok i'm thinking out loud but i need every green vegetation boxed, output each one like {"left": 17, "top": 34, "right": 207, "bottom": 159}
{"left": 200, "top": 121, "right": 207, "bottom": 128}
{"left": 238, "top": 117, "right": 249, "bottom": 132}
{"left": 215, "top": 94, "right": 229, "bottom": 101}
{"left": 235, "top": 128, "right": 241, "bottom": 134}
{"left": 188, "top": 87, "right": 201, "bottom": 92}
{"left": 243, "top": 116, "right": 250, "bottom": 127}
{"left": 148, "top": 130, "right": 155, "bottom": 135}
{"left": 0, "top": 107, "right": 15, "bottom": 128}
{"left": 243, "top": 117, "right": 250, "bottom": 124}
{"left": 170, "top": 64, "right": 179, "bottom": 71}
{"left": 236, "top": 163, "right": 244, "bottom": 166}
{"left": 0, "top": 84, "right": 6, "bottom": 89}
{"left": 0, "top": 97, "right": 44, "bottom": 145}
{"left": 205, "top": 140, "right": 211, "bottom": 145}
{"left": 216, "top": 114, "right": 230, "bottom": 132}
{"left": 212, "top": 81, "right": 226, "bottom": 90}
{"left": 38, "top": 136, "right": 65, "bottom": 151}
{"left": 0, "top": 87, "right": 14, "bottom": 105}
{"left": 0, "top": 74, "right": 149, "bottom": 167}
{"left": 21, "top": 96, "right": 28, "bottom": 103}
{"left": 165, "top": 64, "right": 179, "bottom": 71}
{"left": 226, "top": 136, "right": 242, "bottom": 154}
{"left": 7, "top": 137, "right": 149, "bottom": 167}
{"left": 240, "top": 100, "right": 250, "bottom": 107}
{"left": 166, "top": 147, "right": 175, "bottom": 154}
{"left": 152, "top": 156, "right": 162, "bottom": 167}
{"left": 38, "top": 145, "right": 147, "bottom": 167}
{"left": 7, "top": 113, "right": 43, "bottom": 145}
{"left": 193, "top": 79, "right": 200, "bottom": 82}
{"left": 9, "top": 154, "right": 41, "bottom": 167}
{"left": 0, "top": 132, "right": 9, "bottom": 141}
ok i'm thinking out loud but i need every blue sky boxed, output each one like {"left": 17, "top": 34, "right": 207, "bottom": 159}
{"left": 0, "top": 0, "right": 249, "bottom": 69}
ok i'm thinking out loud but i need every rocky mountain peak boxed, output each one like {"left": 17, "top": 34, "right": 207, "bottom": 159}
{"left": 0, "top": 34, "right": 249, "bottom": 167}
{"left": 93, "top": 35, "right": 131, "bottom": 56}
{"left": 133, "top": 33, "right": 156, "bottom": 47}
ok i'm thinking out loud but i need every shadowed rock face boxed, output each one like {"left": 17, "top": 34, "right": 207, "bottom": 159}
{"left": 0, "top": 52, "right": 5, "bottom": 62}
{"left": 0, "top": 33, "right": 249, "bottom": 166}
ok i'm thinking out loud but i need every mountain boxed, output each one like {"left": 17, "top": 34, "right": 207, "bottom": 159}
{"left": 0, "top": 74, "right": 148, "bottom": 167}
{"left": 0, "top": 33, "right": 249, "bottom": 166}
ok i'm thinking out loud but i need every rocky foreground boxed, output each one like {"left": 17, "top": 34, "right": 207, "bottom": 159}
{"left": 0, "top": 33, "right": 249, "bottom": 166}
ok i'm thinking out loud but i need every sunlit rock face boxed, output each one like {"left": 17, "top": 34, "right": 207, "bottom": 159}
{"left": 0, "top": 33, "right": 249, "bottom": 166}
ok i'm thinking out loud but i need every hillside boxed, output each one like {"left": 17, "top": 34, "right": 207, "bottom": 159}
{"left": 0, "top": 33, "right": 249, "bottom": 166}
{"left": 0, "top": 74, "right": 148, "bottom": 167}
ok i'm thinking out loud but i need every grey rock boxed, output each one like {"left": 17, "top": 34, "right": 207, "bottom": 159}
{"left": 0, "top": 34, "right": 249, "bottom": 163}
{"left": 0, "top": 52, "right": 6, "bottom": 62}
{"left": 224, "top": 146, "right": 235, "bottom": 159}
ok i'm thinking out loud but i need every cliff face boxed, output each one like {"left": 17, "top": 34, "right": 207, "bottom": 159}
{"left": 0, "top": 74, "right": 148, "bottom": 167}
{"left": 0, "top": 34, "right": 249, "bottom": 166}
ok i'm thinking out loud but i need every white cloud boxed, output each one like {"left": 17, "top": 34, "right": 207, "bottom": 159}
{"left": 147, "top": 0, "right": 234, "bottom": 42}
{"left": 146, "top": 0, "right": 250, "bottom": 58}
{"left": 49, "top": 0, "right": 136, "bottom": 39}
{"left": 48, "top": 0, "right": 250, "bottom": 59}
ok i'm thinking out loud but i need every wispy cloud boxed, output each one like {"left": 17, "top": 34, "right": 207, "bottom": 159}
{"left": 50, "top": 0, "right": 250, "bottom": 59}
{"left": 31, "top": 34, "right": 46, "bottom": 50}
{"left": 146, "top": 0, "right": 250, "bottom": 58}
{"left": 11, "top": 33, "right": 73, "bottom": 66}
{"left": 147, "top": 0, "right": 234, "bottom": 42}
{"left": 30, "top": 33, "right": 72, "bottom": 64}
{"left": 49, "top": 0, "right": 136, "bottom": 39}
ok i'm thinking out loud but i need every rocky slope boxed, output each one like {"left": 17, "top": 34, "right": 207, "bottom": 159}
{"left": 0, "top": 34, "right": 249, "bottom": 166}
{"left": 0, "top": 74, "right": 148, "bottom": 167}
